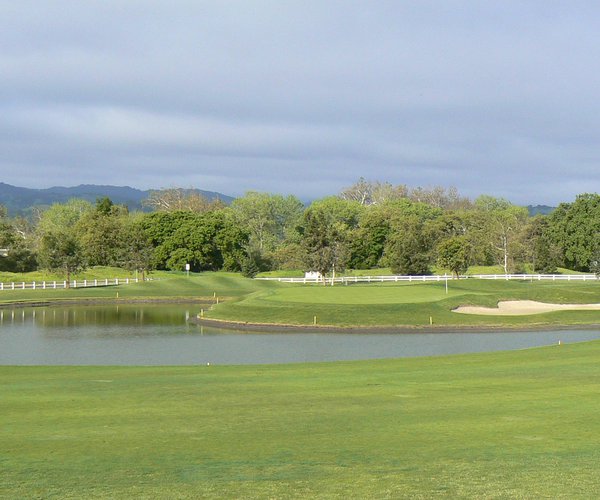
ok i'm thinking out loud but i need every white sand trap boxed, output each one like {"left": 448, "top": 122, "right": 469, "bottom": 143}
{"left": 453, "top": 300, "right": 600, "bottom": 316}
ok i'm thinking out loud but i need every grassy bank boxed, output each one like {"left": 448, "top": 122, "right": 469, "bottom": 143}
{"left": 206, "top": 278, "right": 600, "bottom": 328}
{"left": 1, "top": 271, "right": 599, "bottom": 328}
{"left": 0, "top": 272, "right": 275, "bottom": 305}
{"left": 3, "top": 342, "right": 600, "bottom": 498}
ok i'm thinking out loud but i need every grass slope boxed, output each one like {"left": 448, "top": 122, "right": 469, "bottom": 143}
{"left": 1, "top": 271, "right": 599, "bottom": 328}
{"left": 3, "top": 343, "right": 600, "bottom": 498}
{"left": 207, "top": 278, "right": 600, "bottom": 328}
{"left": 0, "top": 272, "right": 277, "bottom": 304}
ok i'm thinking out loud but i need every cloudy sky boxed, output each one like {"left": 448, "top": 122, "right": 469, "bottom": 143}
{"left": 1, "top": 1, "right": 600, "bottom": 204}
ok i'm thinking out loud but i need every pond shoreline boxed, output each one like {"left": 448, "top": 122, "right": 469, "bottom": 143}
{"left": 2, "top": 297, "right": 600, "bottom": 334}
{"left": 192, "top": 315, "right": 600, "bottom": 334}
{"left": 0, "top": 298, "right": 216, "bottom": 309}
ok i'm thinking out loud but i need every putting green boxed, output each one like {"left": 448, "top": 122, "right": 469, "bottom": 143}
{"left": 262, "top": 282, "right": 460, "bottom": 304}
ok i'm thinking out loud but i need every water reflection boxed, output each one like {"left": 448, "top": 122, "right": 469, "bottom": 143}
{"left": 0, "top": 304, "right": 193, "bottom": 328}
{"left": 1, "top": 304, "right": 600, "bottom": 365}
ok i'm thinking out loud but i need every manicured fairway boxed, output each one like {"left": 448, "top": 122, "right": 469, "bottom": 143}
{"left": 207, "top": 278, "right": 600, "bottom": 328}
{"left": 3, "top": 342, "right": 600, "bottom": 498}
{"left": 263, "top": 282, "right": 464, "bottom": 304}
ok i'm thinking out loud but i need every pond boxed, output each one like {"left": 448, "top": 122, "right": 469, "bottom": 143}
{"left": 1, "top": 304, "right": 600, "bottom": 365}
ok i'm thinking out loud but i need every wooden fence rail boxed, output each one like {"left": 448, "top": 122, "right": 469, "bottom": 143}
{"left": 0, "top": 277, "right": 141, "bottom": 291}
{"left": 256, "top": 274, "right": 598, "bottom": 284}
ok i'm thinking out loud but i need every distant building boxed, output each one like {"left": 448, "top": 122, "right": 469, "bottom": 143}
{"left": 304, "top": 271, "right": 323, "bottom": 280}
{"left": 0, "top": 249, "right": 8, "bottom": 257}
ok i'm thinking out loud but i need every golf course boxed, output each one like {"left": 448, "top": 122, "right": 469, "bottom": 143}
{"left": 2, "top": 270, "right": 600, "bottom": 498}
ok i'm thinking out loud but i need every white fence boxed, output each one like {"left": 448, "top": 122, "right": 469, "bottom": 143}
{"left": 0, "top": 277, "right": 141, "bottom": 291}
{"left": 256, "top": 274, "right": 598, "bottom": 284}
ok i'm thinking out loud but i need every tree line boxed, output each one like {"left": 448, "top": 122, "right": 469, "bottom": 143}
{"left": 0, "top": 182, "right": 599, "bottom": 280}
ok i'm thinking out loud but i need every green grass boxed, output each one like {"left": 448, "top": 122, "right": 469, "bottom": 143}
{"left": 207, "top": 278, "right": 600, "bottom": 328}
{"left": 4, "top": 342, "right": 600, "bottom": 498}
{"left": 0, "top": 272, "right": 275, "bottom": 305}
{"left": 0, "top": 266, "right": 155, "bottom": 283}
{"left": 263, "top": 282, "right": 464, "bottom": 304}
{"left": 2, "top": 271, "right": 599, "bottom": 328}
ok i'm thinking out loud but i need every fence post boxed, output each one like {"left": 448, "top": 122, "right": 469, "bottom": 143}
{"left": 22, "top": 282, "right": 25, "bottom": 289}
{"left": 84, "top": 279, "right": 87, "bottom": 287}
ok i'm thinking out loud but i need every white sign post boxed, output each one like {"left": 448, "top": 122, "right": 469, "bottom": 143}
{"left": 185, "top": 263, "right": 190, "bottom": 277}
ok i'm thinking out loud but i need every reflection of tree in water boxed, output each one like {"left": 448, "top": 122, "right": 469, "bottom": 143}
{"left": 0, "top": 305, "right": 196, "bottom": 328}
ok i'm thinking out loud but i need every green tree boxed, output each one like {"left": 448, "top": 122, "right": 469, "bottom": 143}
{"left": 348, "top": 206, "right": 392, "bottom": 269}
{"left": 0, "top": 220, "right": 37, "bottom": 272}
{"left": 37, "top": 232, "right": 86, "bottom": 286}
{"left": 37, "top": 199, "right": 93, "bottom": 235}
{"left": 473, "top": 196, "right": 529, "bottom": 273}
{"left": 384, "top": 216, "right": 433, "bottom": 275}
{"left": 545, "top": 193, "right": 600, "bottom": 272}
{"left": 437, "top": 235, "right": 472, "bottom": 278}
{"left": 147, "top": 211, "right": 247, "bottom": 272}
{"left": 521, "top": 216, "right": 560, "bottom": 274}
{"left": 300, "top": 197, "right": 363, "bottom": 280}
{"left": 381, "top": 200, "right": 443, "bottom": 275}
{"left": 301, "top": 209, "right": 349, "bottom": 280}
{"left": 36, "top": 200, "right": 92, "bottom": 283}
{"left": 121, "top": 215, "right": 154, "bottom": 280}
{"left": 77, "top": 200, "right": 130, "bottom": 267}
{"left": 230, "top": 192, "right": 304, "bottom": 257}
{"left": 140, "top": 211, "right": 199, "bottom": 269}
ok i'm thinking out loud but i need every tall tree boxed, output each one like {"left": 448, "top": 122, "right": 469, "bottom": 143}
{"left": 121, "top": 216, "right": 154, "bottom": 280}
{"left": 36, "top": 200, "right": 92, "bottom": 283}
{"left": 77, "top": 199, "right": 130, "bottom": 267}
{"left": 473, "top": 196, "right": 529, "bottom": 273}
{"left": 437, "top": 235, "right": 472, "bottom": 278}
{"left": 381, "top": 200, "right": 443, "bottom": 275}
{"left": 300, "top": 198, "right": 361, "bottom": 280}
{"left": 545, "top": 193, "right": 600, "bottom": 272}
{"left": 37, "top": 232, "right": 86, "bottom": 286}
{"left": 230, "top": 192, "right": 304, "bottom": 254}
{"left": 0, "top": 219, "right": 37, "bottom": 272}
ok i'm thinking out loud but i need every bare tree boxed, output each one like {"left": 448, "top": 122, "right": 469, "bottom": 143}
{"left": 143, "top": 188, "right": 225, "bottom": 212}
{"left": 340, "top": 178, "right": 409, "bottom": 206}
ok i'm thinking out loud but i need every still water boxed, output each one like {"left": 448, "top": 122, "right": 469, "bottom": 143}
{"left": 1, "top": 304, "right": 600, "bottom": 365}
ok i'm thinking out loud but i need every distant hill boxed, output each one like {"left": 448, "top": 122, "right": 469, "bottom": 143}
{"left": 0, "top": 183, "right": 234, "bottom": 216}
{"left": 527, "top": 205, "right": 555, "bottom": 216}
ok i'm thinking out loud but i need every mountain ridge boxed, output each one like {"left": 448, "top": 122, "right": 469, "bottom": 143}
{"left": 0, "top": 182, "right": 234, "bottom": 215}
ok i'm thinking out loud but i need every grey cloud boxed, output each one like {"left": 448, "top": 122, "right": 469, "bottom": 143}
{"left": 1, "top": 1, "right": 600, "bottom": 204}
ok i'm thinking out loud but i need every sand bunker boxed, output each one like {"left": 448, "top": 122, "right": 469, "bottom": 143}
{"left": 453, "top": 300, "right": 600, "bottom": 316}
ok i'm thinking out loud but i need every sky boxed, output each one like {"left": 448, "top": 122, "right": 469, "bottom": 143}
{"left": 1, "top": 1, "right": 600, "bottom": 205}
